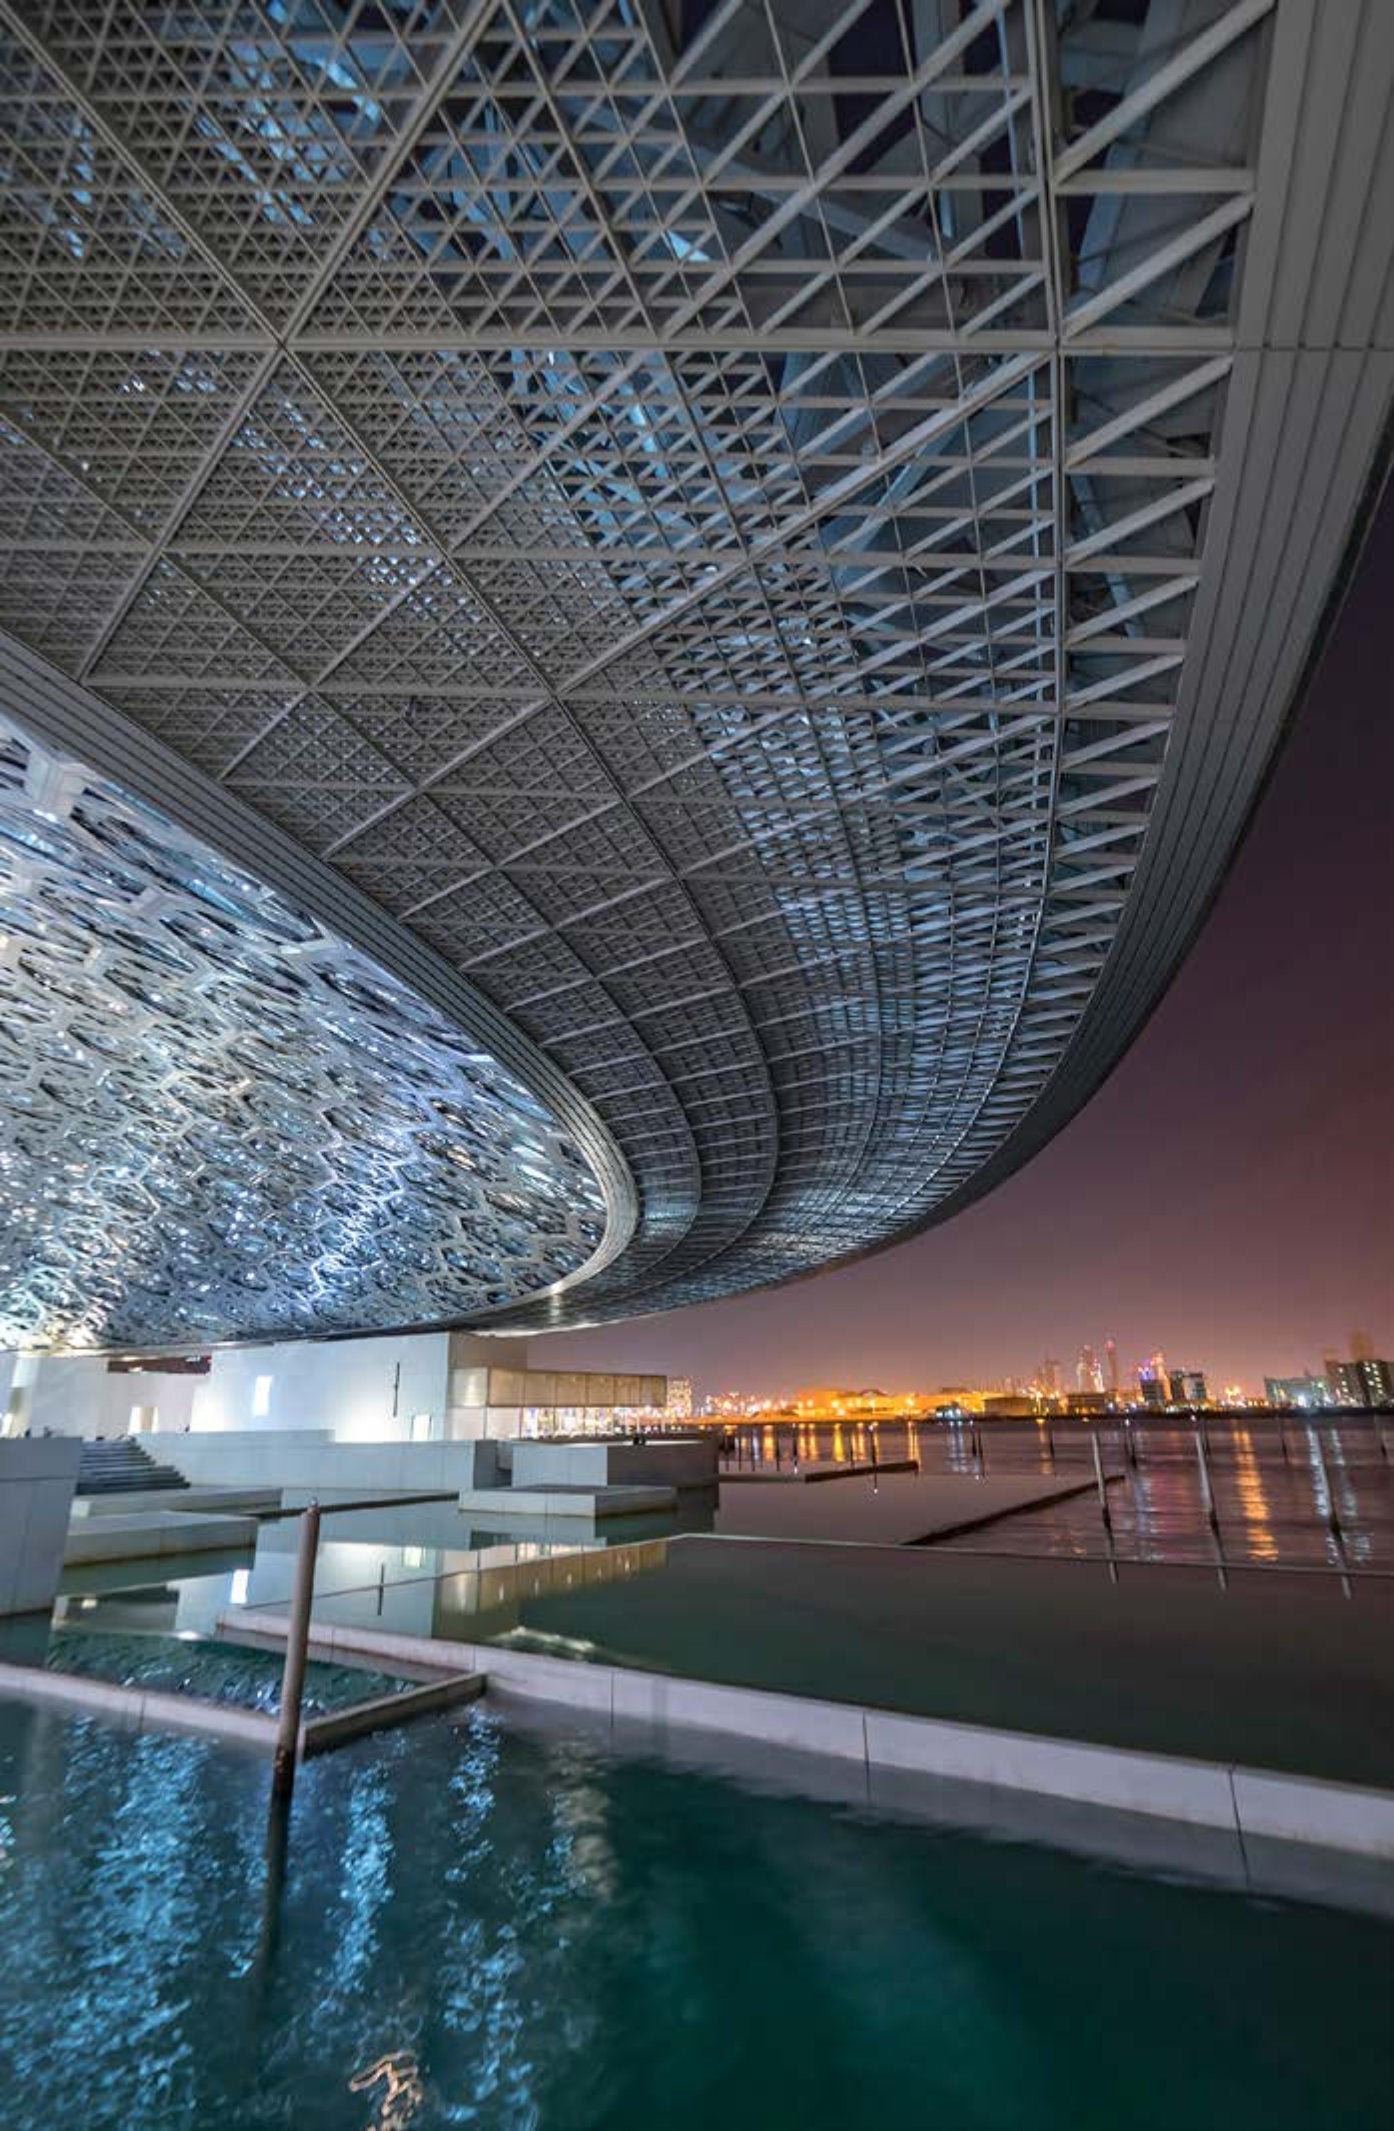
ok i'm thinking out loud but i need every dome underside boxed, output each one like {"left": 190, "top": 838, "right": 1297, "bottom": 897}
{"left": 0, "top": 713, "right": 609, "bottom": 1348}
{"left": 0, "top": 0, "right": 1388, "bottom": 1333}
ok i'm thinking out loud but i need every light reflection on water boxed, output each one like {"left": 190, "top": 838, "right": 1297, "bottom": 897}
{"left": 0, "top": 1703, "right": 1389, "bottom": 2131}
{"left": 52, "top": 1496, "right": 689, "bottom": 1655}
{"left": 723, "top": 1417, "right": 1394, "bottom": 1571}
{"left": 350, "top": 2050, "right": 424, "bottom": 2131}
{"left": 1230, "top": 1427, "right": 1278, "bottom": 1562}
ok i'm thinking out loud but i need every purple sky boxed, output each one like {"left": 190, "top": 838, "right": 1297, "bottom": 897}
{"left": 544, "top": 496, "right": 1394, "bottom": 1399}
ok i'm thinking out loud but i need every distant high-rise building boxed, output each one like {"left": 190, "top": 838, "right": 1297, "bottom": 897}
{"left": 1137, "top": 1355, "right": 1166, "bottom": 1409}
{"left": 1327, "top": 1357, "right": 1393, "bottom": 1409}
{"left": 1066, "top": 1389, "right": 1110, "bottom": 1416}
{"left": 1351, "top": 1330, "right": 1375, "bottom": 1363}
{"left": 1077, "top": 1345, "right": 1104, "bottom": 1395}
{"left": 1265, "top": 1372, "right": 1329, "bottom": 1410}
{"left": 1041, "top": 1357, "right": 1061, "bottom": 1396}
{"left": 1105, "top": 1339, "right": 1119, "bottom": 1396}
{"left": 1356, "top": 1359, "right": 1394, "bottom": 1407}
{"left": 1327, "top": 1360, "right": 1361, "bottom": 1406}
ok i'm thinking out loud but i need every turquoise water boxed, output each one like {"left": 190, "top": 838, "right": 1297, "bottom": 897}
{"left": 43, "top": 1628, "right": 411, "bottom": 1714}
{"left": 0, "top": 1703, "right": 1388, "bottom": 2130}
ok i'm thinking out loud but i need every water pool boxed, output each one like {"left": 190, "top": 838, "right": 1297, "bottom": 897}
{"left": 0, "top": 1703, "right": 1388, "bottom": 2131}
{"left": 43, "top": 1627, "right": 412, "bottom": 1715}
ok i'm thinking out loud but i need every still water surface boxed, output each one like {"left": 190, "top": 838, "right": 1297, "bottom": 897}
{"left": 1, "top": 1702, "right": 1389, "bottom": 2131}
{"left": 727, "top": 1416, "right": 1394, "bottom": 1569}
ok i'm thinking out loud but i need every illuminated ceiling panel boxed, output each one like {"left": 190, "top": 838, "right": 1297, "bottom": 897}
{"left": 0, "top": 712, "right": 612, "bottom": 1348}
{"left": 0, "top": 0, "right": 1389, "bottom": 1336}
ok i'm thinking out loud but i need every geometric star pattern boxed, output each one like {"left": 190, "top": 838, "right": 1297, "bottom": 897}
{"left": 0, "top": 711, "right": 608, "bottom": 1349}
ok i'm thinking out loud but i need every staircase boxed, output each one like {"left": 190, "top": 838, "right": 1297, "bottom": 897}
{"left": 76, "top": 1437, "right": 190, "bottom": 1497}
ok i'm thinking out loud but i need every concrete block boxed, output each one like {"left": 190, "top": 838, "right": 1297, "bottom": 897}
{"left": 72, "top": 1487, "right": 281, "bottom": 1519}
{"left": 0, "top": 1437, "right": 79, "bottom": 1615}
{"left": 301, "top": 1673, "right": 484, "bottom": 1756}
{"left": 0, "top": 1492, "right": 27, "bottom": 1615}
{"left": 143, "top": 1691, "right": 275, "bottom": 1749}
{"left": 3, "top": 1439, "right": 84, "bottom": 1483}
{"left": 510, "top": 1440, "right": 717, "bottom": 1492}
{"left": 607, "top": 1440, "right": 718, "bottom": 1488}
{"left": 483, "top": 1647, "right": 616, "bottom": 1717}
{"left": 16, "top": 1487, "right": 73, "bottom": 1608}
{"left": 863, "top": 1709, "right": 1236, "bottom": 1828}
{"left": 611, "top": 1670, "right": 868, "bottom": 1764}
{"left": 63, "top": 1511, "right": 256, "bottom": 1566}
{"left": 1232, "top": 1767, "right": 1394, "bottom": 1858}
{"left": 168, "top": 1436, "right": 485, "bottom": 1498}
{"left": 0, "top": 1662, "right": 142, "bottom": 1731}
{"left": 457, "top": 1484, "right": 673, "bottom": 1521}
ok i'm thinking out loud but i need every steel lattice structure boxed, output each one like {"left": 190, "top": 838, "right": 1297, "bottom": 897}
{"left": 0, "top": 0, "right": 1389, "bottom": 1343}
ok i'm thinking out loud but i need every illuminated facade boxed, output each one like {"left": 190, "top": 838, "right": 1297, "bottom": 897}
{"left": 0, "top": 1, "right": 1390, "bottom": 1344}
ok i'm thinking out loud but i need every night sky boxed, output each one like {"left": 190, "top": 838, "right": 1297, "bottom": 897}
{"left": 545, "top": 493, "right": 1394, "bottom": 1399}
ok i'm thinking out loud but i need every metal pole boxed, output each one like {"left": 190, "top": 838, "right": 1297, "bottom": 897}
{"left": 272, "top": 1501, "right": 320, "bottom": 1803}
{"left": 1195, "top": 1427, "right": 1219, "bottom": 1534}
{"left": 1044, "top": 1420, "right": 1055, "bottom": 1471}
{"left": 1091, "top": 1434, "right": 1112, "bottom": 1533}
{"left": 1309, "top": 1426, "right": 1342, "bottom": 1540}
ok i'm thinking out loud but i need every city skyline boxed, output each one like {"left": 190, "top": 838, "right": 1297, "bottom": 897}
{"left": 544, "top": 498, "right": 1394, "bottom": 1400}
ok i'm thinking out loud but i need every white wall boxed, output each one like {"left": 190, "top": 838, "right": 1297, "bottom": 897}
{"left": 8, "top": 1327, "right": 665, "bottom": 1450}
{"left": 163, "top": 1431, "right": 493, "bottom": 1494}
{"left": 20, "top": 1355, "right": 104, "bottom": 1437}
{"left": 193, "top": 1331, "right": 452, "bottom": 1441}
{"left": 22, "top": 1356, "right": 199, "bottom": 1439}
